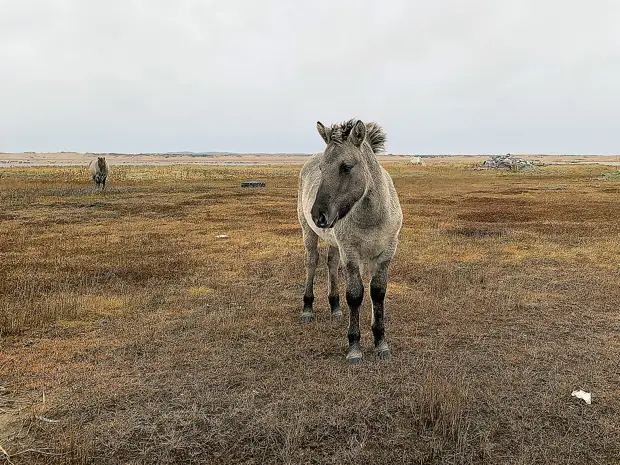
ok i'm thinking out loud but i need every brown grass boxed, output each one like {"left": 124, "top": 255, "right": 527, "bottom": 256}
{"left": 0, "top": 163, "right": 619, "bottom": 464}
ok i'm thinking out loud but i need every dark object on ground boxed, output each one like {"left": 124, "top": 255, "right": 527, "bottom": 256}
{"left": 240, "top": 181, "right": 266, "bottom": 188}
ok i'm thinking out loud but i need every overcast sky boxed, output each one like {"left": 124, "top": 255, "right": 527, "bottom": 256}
{"left": 1, "top": 1, "right": 619, "bottom": 154}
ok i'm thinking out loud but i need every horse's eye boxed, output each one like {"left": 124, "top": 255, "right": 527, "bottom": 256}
{"left": 340, "top": 163, "right": 353, "bottom": 174}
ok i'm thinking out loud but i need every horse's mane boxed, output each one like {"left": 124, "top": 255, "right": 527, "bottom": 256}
{"left": 328, "top": 119, "right": 387, "bottom": 154}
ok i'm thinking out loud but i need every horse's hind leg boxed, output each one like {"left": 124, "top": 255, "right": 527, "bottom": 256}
{"left": 371, "top": 259, "right": 391, "bottom": 360}
{"left": 301, "top": 228, "right": 319, "bottom": 323}
{"left": 327, "top": 245, "right": 342, "bottom": 317}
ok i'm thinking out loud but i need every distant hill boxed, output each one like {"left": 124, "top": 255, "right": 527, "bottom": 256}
{"left": 162, "top": 151, "right": 232, "bottom": 156}
{"left": 158, "top": 152, "right": 313, "bottom": 156}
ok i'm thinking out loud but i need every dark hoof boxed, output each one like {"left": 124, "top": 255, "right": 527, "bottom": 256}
{"left": 346, "top": 346, "right": 363, "bottom": 365}
{"left": 375, "top": 340, "right": 391, "bottom": 360}
{"left": 347, "top": 356, "right": 363, "bottom": 365}
{"left": 300, "top": 312, "right": 313, "bottom": 324}
{"left": 331, "top": 309, "right": 343, "bottom": 318}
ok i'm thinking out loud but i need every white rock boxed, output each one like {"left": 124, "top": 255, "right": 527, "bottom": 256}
{"left": 571, "top": 390, "right": 592, "bottom": 404}
{"left": 215, "top": 234, "right": 229, "bottom": 239}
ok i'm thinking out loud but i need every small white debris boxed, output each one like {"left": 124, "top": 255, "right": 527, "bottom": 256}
{"left": 36, "top": 415, "right": 59, "bottom": 423}
{"left": 571, "top": 390, "right": 592, "bottom": 404}
{"left": 215, "top": 234, "right": 229, "bottom": 239}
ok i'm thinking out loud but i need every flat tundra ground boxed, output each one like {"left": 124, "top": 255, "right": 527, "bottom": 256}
{"left": 0, "top": 163, "right": 618, "bottom": 464}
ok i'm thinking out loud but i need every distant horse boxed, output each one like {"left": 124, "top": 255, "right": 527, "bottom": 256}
{"left": 297, "top": 119, "right": 403, "bottom": 364}
{"left": 89, "top": 156, "right": 109, "bottom": 189}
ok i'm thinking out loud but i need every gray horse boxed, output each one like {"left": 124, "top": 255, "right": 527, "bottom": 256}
{"left": 297, "top": 119, "right": 403, "bottom": 364}
{"left": 89, "top": 156, "right": 109, "bottom": 189}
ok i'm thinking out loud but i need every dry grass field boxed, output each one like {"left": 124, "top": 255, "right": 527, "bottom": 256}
{"left": 0, "top": 163, "right": 619, "bottom": 464}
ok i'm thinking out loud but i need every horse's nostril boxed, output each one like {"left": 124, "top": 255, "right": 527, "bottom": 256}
{"left": 318, "top": 212, "right": 328, "bottom": 227}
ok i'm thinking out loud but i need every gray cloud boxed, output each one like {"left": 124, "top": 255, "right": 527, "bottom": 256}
{"left": 1, "top": 0, "right": 619, "bottom": 153}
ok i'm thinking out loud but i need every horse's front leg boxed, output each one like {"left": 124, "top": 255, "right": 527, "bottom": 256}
{"left": 345, "top": 261, "right": 363, "bottom": 364}
{"left": 371, "top": 259, "right": 391, "bottom": 360}
{"left": 301, "top": 230, "right": 319, "bottom": 323}
{"left": 327, "top": 245, "right": 342, "bottom": 317}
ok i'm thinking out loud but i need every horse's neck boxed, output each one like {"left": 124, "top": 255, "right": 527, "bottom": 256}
{"left": 361, "top": 146, "right": 385, "bottom": 189}
{"left": 360, "top": 147, "right": 388, "bottom": 208}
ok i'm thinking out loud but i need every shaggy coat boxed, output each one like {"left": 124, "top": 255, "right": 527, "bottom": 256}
{"left": 297, "top": 119, "right": 403, "bottom": 363}
{"left": 89, "top": 156, "right": 109, "bottom": 188}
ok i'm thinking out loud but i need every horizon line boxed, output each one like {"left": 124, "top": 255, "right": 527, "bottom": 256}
{"left": 2, "top": 151, "right": 620, "bottom": 157}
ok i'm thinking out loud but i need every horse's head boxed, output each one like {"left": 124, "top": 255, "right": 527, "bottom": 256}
{"left": 311, "top": 119, "right": 369, "bottom": 229}
{"left": 97, "top": 156, "right": 106, "bottom": 170}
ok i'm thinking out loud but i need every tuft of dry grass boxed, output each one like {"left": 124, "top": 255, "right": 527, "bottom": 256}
{"left": 417, "top": 371, "right": 469, "bottom": 441}
{"left": 0, "top": 163, "right": 619, "bottom": 464}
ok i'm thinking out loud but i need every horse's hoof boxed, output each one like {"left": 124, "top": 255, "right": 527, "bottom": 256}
{"left": 346, "top": 347, "right": 363, "bottom": 365}
{"left": 375, "top": 340, "right": 391, "bottom": 360}
{"left": 300, "top": 312, "right": 313, "bottom": 324}
{"left": 331, "top": 309, "right": 343, "bottom": 318}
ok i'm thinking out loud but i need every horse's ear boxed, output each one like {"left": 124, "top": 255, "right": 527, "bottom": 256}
{"left": 316, "top": 121, "right": 330, "bottom": 144}
{"left": 348, "top": 120, "right": 366, "bottom": 148}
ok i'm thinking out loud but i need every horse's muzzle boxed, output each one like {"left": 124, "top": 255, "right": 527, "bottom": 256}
{"left": 316, "top": 212, "right": 329, "bottom": 228}
{"left": 312, "top": 211, "right": 337, "bottom": 229}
